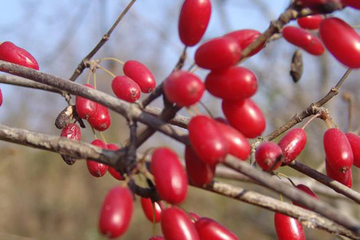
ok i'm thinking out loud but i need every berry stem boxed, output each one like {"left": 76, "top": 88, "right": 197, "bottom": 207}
{"left": 342, "top": 92, "right": 354, "bottom": 132}
{"left": 97, "top": 64, "right": 116, "bottom": 78}
{"left": 99, "top": 131, "right": 107, "bottom": 144}
{"left": 302, "top": 113, "right": 320, "bottom": 130}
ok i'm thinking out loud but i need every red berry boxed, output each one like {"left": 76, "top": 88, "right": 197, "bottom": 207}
{"left": 345, "top": 133, "right": 360, "bottom": 168}
{"left": 76, "top": 84, "right": 98, "bottom": 120}
{"left": 195, "top": 217, "right": 239, "bottom": 240}
{"left": 205, "top": 66, "right": 258, "bottom": 101}
{"left": 111, "top": 76, "right": 141, "bottom": 103}
{"left": 163, "top": 70, "right": 205, "bottom": 107}
{"left": 185, "top": 145, "right": 216, "bottom": 187}
{"left": 297, "top": 15, "right": 323, "bottom": 29}
{"left": 216, "top": 121, "right": 251, "bottom": 161}
{"left": 0, "top": 41, "right": 39, "bottom": 70}
{"left": 320, "top": 17, "right": 360, "bottom": 68}
{"left": 140, "top": 197, "right": 163, "bottom": 223}
{"left": 161, "top": 206, "right": 200, "bottom": 240}
{"left": 274, "top": 212, "right": 305, "bottom": 240}
{"left": 106, "top": 144, "right": 123, "bottom": 180}
{"left": 99, "top": 186, "right": 133, "bottom": 239}
{"left": 88, "top": 104, "right": 111, "bottom": 132}
{"left": 282, "top": 26, "right": 324, "bottom": 55}
{"left": 178, "top": 0, "right": 212, "bottom": 46}
{"left": 195, "top": 37, "right": 242, "bottom": 70}
{"left": 60, "top": 123, "right": 81, "bottom": 140}
{"left": 278, "top": 128, "right": 307, "bottom": 165}
{"left": 222, "top": 98, "right": 266, "bottom": 138}
{"left": 342, "top": 0, "right": 360, "bottom": 9}
{"left": 323, "top": 128, "right": 353, "bottom": 172}
{"left": 188, "top": 115, "right": 229, "bottom": 165}
{"left": 325, "top": 158, "right": 352, "bottom": 188}
{"left": 86, "top": 139, "right": 108, "bottom": 177}
{"left": 151, "top": 147, "right": 188, "bottom": 204}
{"left": 123, "top": 60, "right": 156, "bottom": 93}
{"left": 292, "top": 184, "right": 318, "bottom": 209}
{"left": 224, "top": 29, "right": 264, "bottom": 56}
{"left": 255, "top": 142, "right": 283, "bottom": 171}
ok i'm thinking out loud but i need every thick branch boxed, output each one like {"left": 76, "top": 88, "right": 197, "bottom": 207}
{"left": 0, "top": 75, "right": 65, "bottom": 95}
{"left": 0, "top": 123, "right": 122, "bottom": 166}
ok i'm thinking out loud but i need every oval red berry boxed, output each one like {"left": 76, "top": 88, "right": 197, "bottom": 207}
{"left": 163, "top": 70, "right": 204, "bottom": 107}
{"left": 0, "top": 41, "right": 39, "bottom": 70}
{"left": 195, "top": 37, "right": 241, "bottom": 70}
{"left": 195, "top": 217, "right": 239, "bottom": 240}
{"left": 278, "top": 128, "right": 307, "bottom": 165}
{"left": 222, "top": 98, "right": 266, "bottom": 138}
{"left": 255, "top": 142, "right": 283, "bottom": 171}
{"left": 205, "top": 66, "right": 258, "bottom": 100}
{"left": 151, "top": 147, "right": 188, "bottom": 204}
{"left": 323, "top": 128, "right": 353, "bottom": 172}
{"left": 274, "top": 212, "right": 305, "bottom": 240}
{"left": 99, "top": 186, "right": 133, "bottom": 239}
{"left": 88, "top": 104, "right": 111, "bottom": 132}
{"left": 123, "top": 60, "right": 156, "bottom": 93}
{"left": 188, "top": 115, "right": 229, "bottom": 165}
{"left": 282, "top": 26, "right": 324, "bottom": 55}
{"left": 112, "top": 76, "right": 141, "bottom": 103}
{"left": 178, "top": 0, "right": 212, "bottom": 46}
{"left": 320, "top": 17, "right": 360, "bottom": 68}
{"left": 161, "top": 206, "right": 200, "bottom": 240}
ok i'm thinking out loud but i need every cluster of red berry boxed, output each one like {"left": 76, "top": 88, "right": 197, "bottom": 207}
{"left": 1, "top": 0, "right": 360, "bottom": 239}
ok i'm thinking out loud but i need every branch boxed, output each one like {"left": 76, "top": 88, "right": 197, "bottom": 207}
{"left": 289, "top": 161, "right": 360, "bottom": 204}
{"left": 0, "top": 73, "right": 190, "bottom": 130}
{"left": 224, "top": 155, "right": 360, "bottom": 233}
{"left": 69, "top": 0, "right": 137, "bottom": 81}
{"left": 0, "top": 75, "right": 65, "bottom": 95}
{"left": 0, "top": 61, "right": 189, "bottom": 144}
{"left": 265, "top": 68, "right": 352, "bottom": 141}
{"left": 0, "top": 123, "right": 122, "bottom": 166}
{"left": 204, "top": 181, "right": 360, "bottom": 240}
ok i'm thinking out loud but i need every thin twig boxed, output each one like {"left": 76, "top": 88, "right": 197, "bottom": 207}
{"left": 289, "top": 161, "right": 360, "bottom": 204}
{"left": 69, "top": 0, "right": 137, "bottom": 82}
{"left": 265, "top": 68, "right": 353, "bottom": 141}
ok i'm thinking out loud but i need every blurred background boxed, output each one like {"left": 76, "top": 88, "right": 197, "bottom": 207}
{"left": 0, "top": 0, "right": 359, "bottom": 239}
